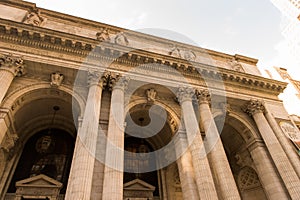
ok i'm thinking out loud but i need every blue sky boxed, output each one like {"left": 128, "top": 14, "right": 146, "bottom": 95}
{"left": 27, "top": 0, "right": 298, "bottom": 77}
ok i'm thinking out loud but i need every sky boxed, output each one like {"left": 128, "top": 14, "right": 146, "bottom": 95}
{"left": 26, "top": 0, "right": 300, "bottom": 114}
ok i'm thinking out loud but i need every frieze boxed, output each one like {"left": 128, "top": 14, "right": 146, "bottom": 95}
{"left": 0, "top": 22, "right": 287, "bottom": 96}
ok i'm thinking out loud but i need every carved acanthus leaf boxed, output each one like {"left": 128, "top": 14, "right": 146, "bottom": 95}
{"left": 0, "top": 54, "right": 25, "bottom": 76}
{"left": 243, "top": 99, "right": 265, "bottom": 116}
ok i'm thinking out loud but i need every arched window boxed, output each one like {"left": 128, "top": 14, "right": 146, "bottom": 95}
{"left": 8, "top": 129, "right": 74, "bottom": 194}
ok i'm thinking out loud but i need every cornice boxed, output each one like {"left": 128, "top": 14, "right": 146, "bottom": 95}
{"left": 1, "top": 1, "right": 258, "bottom": 65}
{"left": 0, "top": 19, "right": 287, "bottom": 96}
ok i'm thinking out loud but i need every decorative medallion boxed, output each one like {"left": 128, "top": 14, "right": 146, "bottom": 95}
{"left": 279, "top": 121, "right": 300, "bottom": 142}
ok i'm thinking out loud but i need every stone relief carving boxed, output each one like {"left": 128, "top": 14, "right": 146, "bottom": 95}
{"left": 0, "top": 54, "right": 25, "bottom": 76}
{"left": 96, "top": 28, "right": 111, "bottom": 42}
{"left": 169, "top": 46, "right": 181, "bottom": 58}
{"left": 50, "top": 72, "right": 64, "bottom": 87}
{"left": 230, "top": 58, "right": 244, "bottom": 72}
{"left": 24, "top": 9, "right": 46, "bottom": 26}
{"left": 196, "top": 89, "right": 211, "bottom": 104}
{"left": 146, "top": 88, "right": 157, "bottom": 103}
{"left": 176, "top": 86, "right": 195, "bottom": 104}
{"left": 279, "top": 121, "right": 300, "bottom": 142}
{"left": 114, "top": 32, "right": 129, "bottom": 46}
{"left": 108, "top": 72, "right": 130, "bottom": 91}
{"left": 168, "top": 115, "right": 177, "bottom": 133}
{"left": 243, "top": 99, "right": 265, "bottom": 116}
{"left": 87, "top": 70, "right": 109, "bottom": 88}
{"left": 1, "top": 133, "right": 19, "bottom": 160}
{"left": 181, "top": 50, "right": 196, "bottom": 61}
{"left": 237, "top": 166, "right": 260, "bottom": 190}
{"left": 169, "top": 45, "right": 196, "bottom": 61}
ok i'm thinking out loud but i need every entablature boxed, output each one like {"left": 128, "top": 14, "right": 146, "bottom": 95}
{"left": 0, "top": 18, "right": 287, "bottom": 99}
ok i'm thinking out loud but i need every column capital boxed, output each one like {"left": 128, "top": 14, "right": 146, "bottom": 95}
{"left": 109, "top": 72, "right": 129, "bottom": 91}
{"left": 196, "top": 89, "right": 211, "bottom": 104}
{"left": 0, "top": 54, "right": 24, "bottom": 77}
{"left": 87, "top": 70, "right": 109, "bottom": 88}
{"left": 243, "top": 99, "right": 265, "bottom": 116}
{"left": 176, "top": 86, "right": 195, "bottom": 104}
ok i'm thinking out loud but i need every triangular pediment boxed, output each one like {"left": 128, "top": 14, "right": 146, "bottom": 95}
{"left": 16, "top": 174, "right": 62, "bottom": 188}
{"left": 124, "top": 179, "right": 155, "bottom": 191}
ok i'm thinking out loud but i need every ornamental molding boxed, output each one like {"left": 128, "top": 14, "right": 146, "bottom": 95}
{"left": 243, "top": 99, "right": 265, "bottom": 116}
{"left": 0, "top": 20, "right": 287, "bottom": 95}
{"left": 146, "top": 88, "right": 157, "bottom": 103}
{"left": 23, "top": 8, "right": 46, "bottom": 27}
{"left": 50, "top": 72, "right": 64, "bottom": 87}
{"left": 196, "top": 89, "right": 211, "bottom": 104}
{"left": 0, "top": 54, "right": 25, "bottom": 76}
{"left": 176, "top": 86, "right": 195, "bottom": 104}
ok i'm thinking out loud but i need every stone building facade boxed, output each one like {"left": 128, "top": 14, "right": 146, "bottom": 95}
{"left": 0, "top": 1, "right": 300, "bottom": 200}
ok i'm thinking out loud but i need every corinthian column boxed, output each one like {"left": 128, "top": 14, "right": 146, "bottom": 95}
{"left": 0, "top": 54, "right": 24, "bottom": 104}
{"left": 196, "top": 89, "right": 240, "bottom": 200}
{"left": 264, "top": 107, "right": 300, "bottom": 177}
{"left": 176, "top": 87, "right": 218, "bottom": 200}
{"left": 102, "top": 74, "right": 129, "bottom": 200}
{"left": 0, "top": 55, "right": 24, "bottom": 147}
{"left": 65, "top": 71, "right": 107, "bottom": 199}
{"left": 174, "top": 127, "right": 199, "bottom": 200}
{"left": 244, "top": 99, "right": 300, "bottom": 200}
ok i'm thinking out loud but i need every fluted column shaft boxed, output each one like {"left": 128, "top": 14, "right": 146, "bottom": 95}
{"left": 177, "top": 87, "right": 218, "bottom": 200}
{"left": 197, "top": 89, "right": 240, "bottom": 200}
{"left": 265, "top": 109, "right": 300, "bottom": 177}
{"left": 174, "top": 129, "right": 199, "bottom": 200}
{"left": 244, "top": 99, "right": 300, "bottom": 199}
{"left": 102, "top": 75, "right": 128, "bottom": 200}
{"left": 65, "top": 71, "right": 106, "bottom": 199}
{"left": 249, "top": 144, "right": 289, "bottom": 199}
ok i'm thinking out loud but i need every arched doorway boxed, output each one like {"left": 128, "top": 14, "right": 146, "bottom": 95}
{"left": 1, "top": 86, "right": 82, "bottom": 199}
{"left": 215, "top": 114, "right": 267, "bottom": 200}
{"left": 124, "top": 93, "right": 178, "bottom": 199}
{"left": 7, "top": 128, "right": 74, "bottom": 194}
